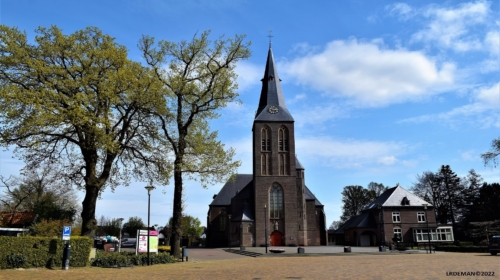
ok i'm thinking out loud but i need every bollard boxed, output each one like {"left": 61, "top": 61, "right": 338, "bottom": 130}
{"left": 62, "top": 243, "right": 71, "bottom": 270}
{"left": 182, "top": 246, "right": 188, "bottom": 262}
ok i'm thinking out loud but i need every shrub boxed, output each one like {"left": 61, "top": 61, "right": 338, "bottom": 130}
{"left": 90, "top": 251, "right": 176, "bottom": 267}
{"left": 0, "top": 236, "right": 92, "bottom": 269}
{"left": 6, "top": 253, "right": 26, "bottom": 268}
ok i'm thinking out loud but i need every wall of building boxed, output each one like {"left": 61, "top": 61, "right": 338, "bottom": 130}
{"left": 253, "top": 121, "right": 300, "bottom": 247}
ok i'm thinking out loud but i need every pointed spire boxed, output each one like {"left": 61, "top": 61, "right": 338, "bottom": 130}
{"left": 255, "top": 47, "right": 294, "bottom": 122}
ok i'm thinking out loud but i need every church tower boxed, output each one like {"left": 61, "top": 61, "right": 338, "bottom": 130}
{"left": 252, "top": 47, "right": 306, "bottom": 246}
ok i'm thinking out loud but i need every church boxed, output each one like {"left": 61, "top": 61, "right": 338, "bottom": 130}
{"left": 206, "top": 46, "right": 327, "bottom": 247}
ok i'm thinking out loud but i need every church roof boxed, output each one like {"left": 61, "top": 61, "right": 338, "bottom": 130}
{"left": 305, "top": 186, "right": 323, "bottom": 206}
{"left": 295, "top": 156, "right": 304, "bottom": 170}
{"left": 254, "top": 48, "right": 294, "bottom": 122}
{"left": 209, "top": 174, "right": 253, "bottom": 206}
{"left": 365, "top": 185, "right": 432, "bottom": 210}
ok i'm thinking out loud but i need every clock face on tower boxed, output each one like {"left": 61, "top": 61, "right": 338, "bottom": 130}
{"left": 268, "top": 106, "right": 279, "bottom": 114}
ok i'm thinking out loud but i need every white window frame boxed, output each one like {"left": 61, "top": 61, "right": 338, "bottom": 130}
{"left": 417, "top": 212, "right": 426, "bottom": 222}
{"left": 413, "top": 227, "right": 454, "bottom": 242}
{"left": 393, "top": 228, "right": 403, "bottom": 242}
{"left": 392, "top": 212, "right": 401, "bottom": 223}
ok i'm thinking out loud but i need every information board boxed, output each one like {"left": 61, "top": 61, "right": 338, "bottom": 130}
{"left": 136, "top": 230, "right": 158, "bottom": 254}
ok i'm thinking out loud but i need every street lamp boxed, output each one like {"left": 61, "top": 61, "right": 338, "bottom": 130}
{"left": 118, "top": 218, "right": 124, "bottom": 253}
{"left": 423, "top": 204, "right": 432, "bottom": 254}
{"left": 264, "top": 204, "right": 268, "bottom": 254}
{"left": 145, "top": 185, "right": 155, "bottom": 265}
{"left": 228, "top": 214, "right": 232, "bottom": 250}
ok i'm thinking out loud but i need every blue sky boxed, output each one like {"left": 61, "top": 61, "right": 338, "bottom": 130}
{"left": 1, "top": 0, "right": 499, "bottom": 229}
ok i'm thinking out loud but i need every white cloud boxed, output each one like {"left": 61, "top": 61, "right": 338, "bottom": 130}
{"left": 484, "top": 31, "right": 500, "bottom": 56}
{"left": 378, "top": 156, "right": 398, "bottom": 165}
{"left": 293, "top": 101, "right": 351, "bottom": 127}
{"left": 410, "top": 1, "right": 491, "bottom": 52}
{"left": 235, "top": 61, "right": 261, "bottom": 92}
{"left": 287, "top": 93, "right": 306, "bottom": 104}
{"left": 460, "top": 150, "right": 479, "bottom": 161}
{"left": 296, "top": 136, "right": 411, "bottom": 168}
{"left": 386, "top": 3, "right": 415, "bottom": 20}
{"left": 399, "top": 82, "right": 500, "bottom": 128}
{"left": 281, "top": 39, "right": 455, "bottom": 107}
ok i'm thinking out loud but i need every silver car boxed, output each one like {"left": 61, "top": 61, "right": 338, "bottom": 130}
{"left": 120, "top": 238, "right": 137, "bottom": 248}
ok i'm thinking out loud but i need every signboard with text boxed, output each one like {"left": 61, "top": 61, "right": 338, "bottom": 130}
{"left": 62, "top": 226, "right": 71, "bottom": 241}
{"left": 136, "top": 230, "right": 158, "bottom": 254}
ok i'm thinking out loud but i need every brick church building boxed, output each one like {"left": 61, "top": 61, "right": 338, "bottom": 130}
{"left": 206, "top": 47, "right": 327, "bottom": 247}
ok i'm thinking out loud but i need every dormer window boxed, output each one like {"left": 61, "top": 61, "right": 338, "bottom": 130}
{"left": 269, "top": 75, "right": 274, "bottom": 81}
{"left": 401, "top": 197, "right": 410, "bottom": 206}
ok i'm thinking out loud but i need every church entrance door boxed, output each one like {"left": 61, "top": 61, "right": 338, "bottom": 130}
{"left": 271, "top": 231, "right": 283, "bottom": 246}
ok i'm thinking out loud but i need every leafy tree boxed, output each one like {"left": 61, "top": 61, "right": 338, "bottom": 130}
{"left": 30, "top": 219, "right": 71, "bottom": 237}
{"left": 434, "top": 165, "right": 462, "bottom": 231}
{"left": 123, "top": 216, "right": 145, "bottom": 238}
{"left": 340, "top": 185, "right": 376, "bottom": 222}
{"left": 367, "top": 182, "right": 387, "bottom": 197}
{"left": 411, "top": 166, "right": 463, "bottom": 230}
{"left": 329, "top": 220, "right": 341, "bottom": 230}
{"left": 0, "top": 167, "right": 78, "bottom": 223}
{"left": 481, "top": 138, "right": 500, "bottom": 167}
{"left": 168, "top": 215, "right": 204, "bottom": 246}
{"left": 0, "top": 25, "right": 170, "bottom": 236}
{"left": 411, "top": 171, "right": 448, "bottom": 224}
{"left": 139, "top": 31, "right": 251, "bottom": 257}
{"left": 457, "top": 169, "right": 483, "bottom": 222}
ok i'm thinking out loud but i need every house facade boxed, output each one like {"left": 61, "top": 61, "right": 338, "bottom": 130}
{"left": 206, "top": 46, "right": 327, "bottom": 248}
{"left": 331, "top": 186, "right": 454, "bottom": 246}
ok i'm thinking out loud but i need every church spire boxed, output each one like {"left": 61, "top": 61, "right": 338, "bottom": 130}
{"left": 254, "top": 46, "right": 294, "bottom": 122}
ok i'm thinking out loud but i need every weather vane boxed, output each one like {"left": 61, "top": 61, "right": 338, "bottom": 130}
{"left": 267, "top": 30, "right": 273, "bottom": 48}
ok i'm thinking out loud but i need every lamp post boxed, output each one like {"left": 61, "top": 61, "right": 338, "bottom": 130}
{"left": 118, "top": 218, "right": 124, "bottom": 253}
{"left": 423, "top": 204, "right": 431, "bottom": 254}
{"left": 145, "top": 185, "right": 155, "bottom": 265}
{"left": 228, "top": 214, "right": 232, "bottom": 250}
{"left": 264, "top": 204, "right": 268, "bottom": 254}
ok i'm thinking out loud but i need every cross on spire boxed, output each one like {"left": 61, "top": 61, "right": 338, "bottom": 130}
{"left": 267, "top": 30, "right": 273, "bottom": 48}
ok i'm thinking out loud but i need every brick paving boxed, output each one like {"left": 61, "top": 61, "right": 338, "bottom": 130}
{"left": 0, "top": 248, "right": 498, "bottom": 279}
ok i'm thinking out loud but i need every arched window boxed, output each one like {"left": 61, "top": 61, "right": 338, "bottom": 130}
{"left": 269, "top": 183, "right": 283, "bottom": 219}
{"left": 279, "top": 154, "right": 289, "bottom": 175}
{"left": 261, "top": 154, "right": 271, "bottom": 175}
{"left": 278, "top": 126, "right": 289, "bottom": 151}
{"left": 278, "top": 126, "right": 289, "bottom": 175}
{"left": 261, "top": 126, "right": 271, "bottom": 151}
{"left": 261, "top": 125, "right": 271, "bottom": 175}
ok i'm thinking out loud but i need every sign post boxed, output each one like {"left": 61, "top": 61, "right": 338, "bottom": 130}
{"left": 136, "top": 230, "right": 159, "bottom": 255}
{"left": 62, "top": 226, "right": 71, "bottom": 270}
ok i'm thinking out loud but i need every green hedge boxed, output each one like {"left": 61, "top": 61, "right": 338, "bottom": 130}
{"left": 435, "top": 245, "right": 489, "bottom": 253}
{"left": 0, "top": 236, "right": 93, "bottom": 269}
{"left": 91, "top": 251, "right": 176, "bottom": 267}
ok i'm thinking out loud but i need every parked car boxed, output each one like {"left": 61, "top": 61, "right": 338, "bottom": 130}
{"left": 121, "top": 238, "right": 137, "bottom": 248}
{"left": 489, "top": 235, "right": 500, "bottom": 256}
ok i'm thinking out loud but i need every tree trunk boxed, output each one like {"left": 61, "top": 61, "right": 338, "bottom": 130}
{"left": 81, "top": 185, "right": 100, "bottom": 236}
{"left": 169, "top": 158, "right": 184, "bottom": 258}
